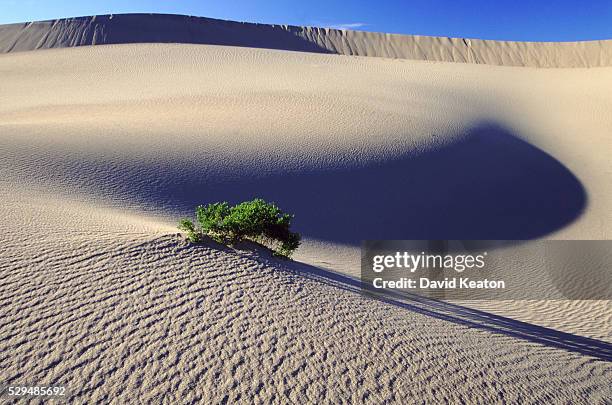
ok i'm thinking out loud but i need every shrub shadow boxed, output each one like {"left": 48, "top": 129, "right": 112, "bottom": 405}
{"left": 256, "top": 251, "right": 611, "bottom": 362}
{"left": 174, "top": 234, "right": 610, "bottom": 361}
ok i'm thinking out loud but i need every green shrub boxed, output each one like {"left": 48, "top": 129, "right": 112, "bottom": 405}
{"left": 178, "top": 218, "right": 200, "bottom": 243}
{"left": 196, "top": 202, "right": 230, "bottom": 235}
{"left": 179, "top": 198, "right": 301, "bottom": 258}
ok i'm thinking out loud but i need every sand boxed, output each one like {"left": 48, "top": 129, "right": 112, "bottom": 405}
{"left": 1, "top": 28, "right": 611, "bottom": 403}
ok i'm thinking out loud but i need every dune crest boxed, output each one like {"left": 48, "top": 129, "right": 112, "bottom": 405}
{"left": 1, "top": 13, "right": 612, "bottom": 67}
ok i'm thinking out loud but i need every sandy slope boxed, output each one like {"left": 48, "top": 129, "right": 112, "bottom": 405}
{"left": 2, "top": 230, "right": 611, "bottom": 403}
{"left": 1, "top": 43, "right": 611, "bottom": 402}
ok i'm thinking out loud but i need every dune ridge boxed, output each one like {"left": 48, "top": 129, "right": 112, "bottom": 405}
{"left": 1, "top": 13, "right": 612, "bottom": 67}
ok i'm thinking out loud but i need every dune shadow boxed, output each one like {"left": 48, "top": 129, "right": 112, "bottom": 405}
{"left": 2, "top": 14, "right": 334, "bottom": 55}
{"left": 102, "top": 14, "right": 335, "bottom": 54}
{"left": 158, "top": 122, "right": 587, "bottom": 244}
{"left": 4, "top": 122, "right": 586, "bottom": 244}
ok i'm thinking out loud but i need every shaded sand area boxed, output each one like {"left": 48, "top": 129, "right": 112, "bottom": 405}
{"left": 1, "top": 36, "right": 611, "bottom": 402}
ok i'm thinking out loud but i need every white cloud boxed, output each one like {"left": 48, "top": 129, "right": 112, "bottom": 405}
{"left": 326, "top": 22, "right": 368, "bottom": 30}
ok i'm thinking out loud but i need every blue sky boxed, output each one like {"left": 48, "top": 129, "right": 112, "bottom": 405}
{"left": 2, "top": 0, "right": 611, "bottom": 41}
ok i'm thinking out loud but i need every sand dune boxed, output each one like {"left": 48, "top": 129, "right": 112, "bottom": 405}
{"left": 2, "top": 13, "right": 612, "bottom": 67}
{"left": 1, "top": 29, "right": 611, "bottom": 402}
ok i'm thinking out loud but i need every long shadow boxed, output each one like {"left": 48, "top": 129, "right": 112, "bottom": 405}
{"left": 246, "top": 250, "right": 611, "bottom": 362}
{"left": 154, "top": 122, "right": 586, "bottom": 243}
